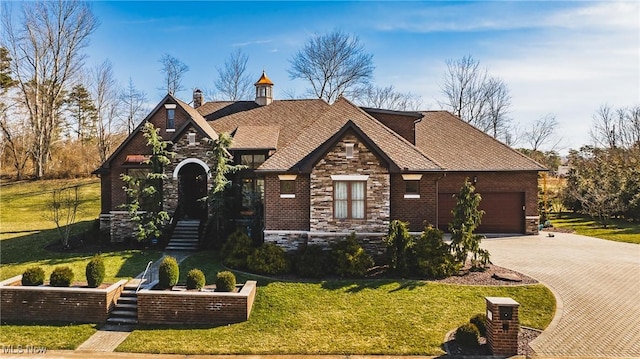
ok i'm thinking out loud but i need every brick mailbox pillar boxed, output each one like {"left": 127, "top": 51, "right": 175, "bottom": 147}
{"left": 485, "top": 297, "right": 520, "bottom": 355}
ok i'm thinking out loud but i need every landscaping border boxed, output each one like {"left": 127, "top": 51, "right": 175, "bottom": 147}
{"left": 0, "top": 275, "right": 127, "bottom": 323}
{"left": 136, "top": 280, "right": 257, "bottom": 325}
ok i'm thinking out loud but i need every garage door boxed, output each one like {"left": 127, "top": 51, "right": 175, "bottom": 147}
{"left": 438, "top": 192, "right": 525, "bottom": 233}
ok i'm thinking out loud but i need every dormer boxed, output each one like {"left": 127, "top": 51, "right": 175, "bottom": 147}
{"left": 254, "top": 71, "right": 274, "bottom": 106}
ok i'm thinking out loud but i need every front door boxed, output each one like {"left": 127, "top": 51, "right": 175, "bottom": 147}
{"left": 178, "top": 163, "right": 207, "bottom": 220}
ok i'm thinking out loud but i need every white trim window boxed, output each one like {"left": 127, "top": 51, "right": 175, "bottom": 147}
{"left": 402, "top": 174, "right": 422, "bottom": 199}
{"left": 334, "top": 180, "right": 366, "bottom": 219}
{"left": 164, "top": 104, "right": 176, "bottom": 132}
{"left": 278, "top": 174, "right": 297, "bottom": 198}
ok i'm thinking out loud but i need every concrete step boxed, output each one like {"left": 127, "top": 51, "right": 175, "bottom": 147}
{"left": 110, "top": 310, "right": 137, "bottom": 318}
{"left": 106, "top": 317, "right": 138, "bottom": 325}
{"left": 169, "top": 238, "right": 199, "bottom": 243}
{"left": 118, "top": 296, "right": 138, "bottom": 304}
{"left": 165, "top": 245, "right": 198, "bottom": 251}
{"left": 114, "top": 303, "right": 137, "bottom": 310}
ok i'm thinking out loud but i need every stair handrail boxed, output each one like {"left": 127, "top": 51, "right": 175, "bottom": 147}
{"left": 136, "top": 260, "right": 154, "bottom": 293}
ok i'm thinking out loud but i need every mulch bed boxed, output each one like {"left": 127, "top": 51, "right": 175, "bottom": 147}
{"left": 431, "top": 262, "right": 538, "bottom": 286}
{"left": 445, "top": 326, "right": 541, "bottom": 356}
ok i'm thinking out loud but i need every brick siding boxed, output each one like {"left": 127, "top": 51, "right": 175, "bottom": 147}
{"left": 264, "top": 174, "right": 310, "bottom": 231}
{"left": 0, "top": 276, "right": 126, "bottom": 323}
{"left": 390, "top": 173, "right": 441, "bottom": 232}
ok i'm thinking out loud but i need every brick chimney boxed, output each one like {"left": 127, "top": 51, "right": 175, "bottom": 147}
{"left": 193, "top": 88, "right": 203, "bottom": 108}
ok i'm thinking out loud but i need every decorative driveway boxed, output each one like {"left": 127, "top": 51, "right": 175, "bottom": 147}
{"left": 482, "top": 232, "right": 640, "bottom": 357}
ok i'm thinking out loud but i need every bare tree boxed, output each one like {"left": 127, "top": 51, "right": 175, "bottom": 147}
{"left": 354, "top": 84, "right": 422, "bottom": 111}
{"left": 91, "top": 60, "right": 120, "bottom": 163}
{"left": 120, "top": 78, "right": 147, "bottom": 134}
{"left": 439, "top": 55, "right": 512, "bottom": 139}
{"left": 159, "top": 53, "right": 189, "bottom": 96}
{"left": 2, "top": 1, "right": 98, "bottom": 178}
{"left": 288, "top": 29, "right": 374, "bottom": 103}
{"left": 522, "top": 114, "right": 560, "bottom": 151}
{"left": 591, "top": 104, "right": 640, "bottom": 149}
{"left": 214, "top": 49, "right": 254, "bottom": 101}
{"left": 0, "top": 104, "right": 31, "bottom": 179}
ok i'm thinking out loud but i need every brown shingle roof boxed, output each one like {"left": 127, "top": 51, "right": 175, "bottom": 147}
{"left": 259, "top": 97, "right": 442, "bottom": 172}
{"left": 174, "top": 98, "right": 218, "bottom": 140}
{"left": 415, "top": 111, "right": 546, "bottom": 171}
{"left": 230, "top": 126, "right": 280, "bottom": 150}
{"left": 205, "top": 99, "right": 331, "bottom": 149}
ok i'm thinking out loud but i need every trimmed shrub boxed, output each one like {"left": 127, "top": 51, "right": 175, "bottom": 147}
{"left": 50, "top": 266, "right": 74, "bottom": 287}
{"left": 331, "top": 233, "right": 374, "bottom": 278}
{"left": 215, "top": 271, "right": 236, "bottom": 292}
{"left": 21, "top": 266, "right": 45, "bottom": 286}
{"left": 385, "top": 220, "right": 414, "bottom": 276}
{"left": 85, "top": 255, "right": 105, "bottom": 288}
{"left": 158, "top": 256, "right": 179, "bottom": 289}
{"left": 294, "top": 244, "right": 331, "bottom": 278}
{"left": 455, "top": 322, "right": 480, "bottom": 347}
{"left": 470, "top": 313, "right": 487, "bottom": 337}
{"left": 410, "top": 225, "right": 458, "bottom": 278}
{"left": 221, "top": 230, "right": 253, "bottom": 269}
{"left": 247, "top": 243, "right": 290, "bottom": 275}
{"left": 186, "top": 268, "right": 206, "bottom": 290}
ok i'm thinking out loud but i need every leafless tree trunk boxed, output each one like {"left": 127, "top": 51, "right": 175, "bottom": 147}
{"left": 288, "top": 29, "right": 374, "bottom": 103}
{"left": 91, "top": 60, "right": 120, "bottom": 163}
{"left": 159, "top": 53, "right": 188, "bottom": 96}
{"left": 591, "top": 104, "right": 640, "bottom": 149}
{"left": 49, "top": 185, "right": 80, "bottom": 248}
{"left": 2, "top": 1, "right": 98, "bottom": 178}
{"left": 354, "top": 84, "right": 422, "bottom": 111}
{"left": 214, "top": 49, "right": 253, "bottom": 101}
{"left": 0, "top": 102, "right": 31, "bottom": 179}
{"left": 119, "top": 77, "right": 147, "bottom": 134}
{"left": 439, "top": 55, "right": 512, "bottom": 140}
{"left": 522, "top": 114, "right": 561, "bottom": 151}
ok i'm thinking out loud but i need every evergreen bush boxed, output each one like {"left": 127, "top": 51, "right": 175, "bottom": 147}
{"left": 221, "top": 230, "right": 253, "bottom": 269}
{"left": 186, "top": 268, "right": 205, "bottom": 290}
{"left": 158, "top": 256, "right": 179, "bottom": 289}
{"left": 410, "top": 225, "right": 458, "bottom": 278}
{"left": 50, "top": 266, "right": 74, "bottom": 287}
{"left": 215, "top": 271, "right": 236, "bottom": 292}
{"left": 85, "top": 255, "right": 105, "bottom": 288}
{"left": 385, "top": 220, "right": 414, "bottom": 276}
{"left": 294, "top": 244, "right": 331, "bottom": 278}
{"left": 247, "top": 243, "right": 290, "bottom": 275}
{"left": 470, "top": 313, "right": 488, "bottom": 337}
{"left": 455, "top": 322, "right": 480, "bottom": 347}
{"left": 331, "top": 233, "right": 374, "bottom": 277}
{"left": 21, "top": 266, "right": 45, "bottom": 286}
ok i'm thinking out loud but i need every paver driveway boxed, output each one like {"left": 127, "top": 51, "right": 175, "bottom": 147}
{"left": 482, "top": 232, "right": 640, "bottom": 357}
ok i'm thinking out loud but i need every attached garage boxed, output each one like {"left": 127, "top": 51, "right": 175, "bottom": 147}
{"left": 438, "top": 192, "right": 525, "bottom": 234}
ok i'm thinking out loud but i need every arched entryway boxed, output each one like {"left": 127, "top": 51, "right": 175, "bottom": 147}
{"left": 177, "top": 162, "right": 208, "bottom": 220}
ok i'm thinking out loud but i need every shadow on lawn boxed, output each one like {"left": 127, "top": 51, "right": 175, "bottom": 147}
{"left": 321, "top": 278, "right": 426, "bottom": 293}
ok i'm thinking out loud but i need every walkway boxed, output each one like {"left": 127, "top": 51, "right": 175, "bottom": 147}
{"left": 75, "top": 251, "right": 193, "bottom": 353}
{"left": 482, "top": 232, "right": 640, "bottom": 357}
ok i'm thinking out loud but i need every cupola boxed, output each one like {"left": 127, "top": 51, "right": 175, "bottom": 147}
{"left": 254, "top": 71, "right": 274, "bottom": 106}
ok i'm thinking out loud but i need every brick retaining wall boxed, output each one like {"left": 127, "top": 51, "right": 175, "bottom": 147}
{"left": 0, "top": 276, "right": 126, "bottom": 323}
{"left": 137, "top": 280, "right": 257, "bottom": 325}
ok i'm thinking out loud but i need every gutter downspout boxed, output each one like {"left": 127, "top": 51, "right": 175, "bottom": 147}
{"left": 435, "top": 172, "right": 447, "bottom": 230}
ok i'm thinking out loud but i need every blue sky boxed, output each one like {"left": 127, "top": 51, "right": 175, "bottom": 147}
{"left": 85, "top": 1, "right": 639, "bottom": 152}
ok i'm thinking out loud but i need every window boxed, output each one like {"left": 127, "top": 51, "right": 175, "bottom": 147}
{"left": 278, "top": 174, "right": 297, "bottom": 198}
{"left": 334, "top": 181, "right": 366, "bottom": 219}
{"left": 345, "top": 143, "right": 355, "bottom": 159}
{"left": 402, "top": 174, "right": 422, "bottom": 199}
{"left": 240, "top": 154, "right": 266, "bottom": 169}
{"left": 165, "top": 104, "right": 176, "bottom": 131}
{"left": 242, "top": 178, "right": 264, "bottom": 209}
{"left": 188, "top": 132, "right": 196, "bottom": 146}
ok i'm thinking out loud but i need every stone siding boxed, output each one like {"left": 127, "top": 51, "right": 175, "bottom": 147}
{"left": 309, "top": 132, "right": 390, "bottom": 233}
{"left": 109, "top": 211, "right": 137, "bottom": 242}
{"left": 264, "top": 231, "right": 387, "bottom": 259}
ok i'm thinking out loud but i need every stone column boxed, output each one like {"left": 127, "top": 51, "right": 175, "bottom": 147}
{"left": 485, "top": 297, "right": 520, "bottom": 355}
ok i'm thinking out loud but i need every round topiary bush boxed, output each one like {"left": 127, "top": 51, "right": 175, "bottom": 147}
{"left": 455, "top": 322, "right": 480, "bottom": 347}
{"left": 186, "top": 268, "right": 205, "bottom": 290}
{"left": 85, "top": 255, "right": 105, "bottom": 288}
{"left": 158, "top": 256, "right": 179, "bottom": 289}
{"left": 247, "top": 243, "right": 290, "bottom": 275}
{"left": 215, "top": 271, "right": 236, "bottom": 292}
{"left": 50, "top": 266, "right": 74, "bottom": 287}
{"left": 21, "top": 266, "right": 45, "bottom": 286}
{"left": 470, "top": 313, "right": 488, "bottom": 337}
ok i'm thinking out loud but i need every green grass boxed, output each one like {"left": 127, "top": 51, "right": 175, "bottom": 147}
{"left": 0, "top": 179, "right": 162, "bottom": 349}
{"left": 552, "top": 213, "right": 640, "bottom": 244}
{"left": 116, "top": 251, "right": 556, "bottom": 356}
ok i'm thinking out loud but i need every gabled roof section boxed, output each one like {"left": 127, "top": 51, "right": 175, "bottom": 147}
{"left": 171, "top": 98, "right": 218, "bottom": 141}
{"left": 230, "top": 126, "right": 279, "bottom": 150}
{"left": 197, "top": 101, "right": 260, "bottom": 120}
{"left": 415, "top": 111, "right": 547, "bottom": 171}
{"left": 258, "top": 97, "right": 443, "bottom": 173}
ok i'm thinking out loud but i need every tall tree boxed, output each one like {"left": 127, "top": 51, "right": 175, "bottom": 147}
{"left": 439, "top": 55, "right": 512, "bottom": 139}
{"left": 119, "top": 78, "right": 147, "bottom": 134}
{"left": 354, "top": 84, "right": 422, "bottom": 111}
{"left": 522, "top": 114, "right": 561, "bottom": 151}
{"left": 0, "top": 46, "right": 14, "bottom": 92}
{"left": 158, "top": 53, "right": 188, "bottom": 96}
{"left": 91, "top": 60, "right": 120, "bottom": 163}
{"left": 288, "top": 29, "right": 374, "bottom": 103}
{"left": 2, "top": 1, "right": 98, "bottom": 178}
{"left": 214, "top": 49, "right": 253, "bottom": 101}
{"left": 591, "top": 104, "right": 640, "bottom": 149}
{"left": 65, "top": 84, "right": 97, "bottom": 143}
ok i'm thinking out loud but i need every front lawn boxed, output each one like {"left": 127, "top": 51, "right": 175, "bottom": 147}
{"left": 0, "top": 322, "right": 97, "bottom": 350}
{"left": 117, "top": 251, "right": 555, "bottom": 355}
{"left": 551, "top": 213, "right": 640, "bottom": 244}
